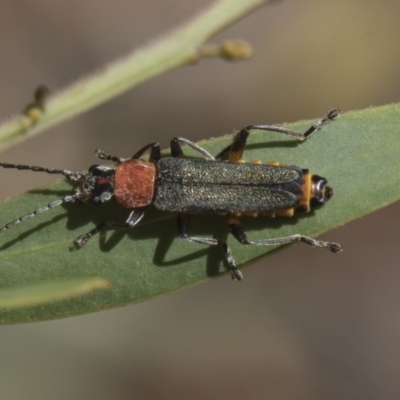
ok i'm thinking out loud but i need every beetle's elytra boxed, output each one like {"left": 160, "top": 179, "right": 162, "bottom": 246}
{"left": 0, "top": 108, "right": 342, "bottom": 280}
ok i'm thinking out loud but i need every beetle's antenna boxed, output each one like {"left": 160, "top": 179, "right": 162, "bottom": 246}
{"left": 0, "top": 192, "right": 85, "bottom": 233}
{"left": 0, "top": 162, "right": 85, "bottom": 182}
{"left": 94, "top": 149, "right": 126, "bottom": 164}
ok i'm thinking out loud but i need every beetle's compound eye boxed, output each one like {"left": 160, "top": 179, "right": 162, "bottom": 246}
{"left": 79, "top": 165, "right": 116, "bottom": 205}
{"left": 310, "top": 175, "right": 332, "bottom": 207}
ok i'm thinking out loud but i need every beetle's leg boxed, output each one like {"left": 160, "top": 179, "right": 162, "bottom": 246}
{"left": 131, "top": 143, "right": 161, "bottom": 162}
{"left": 74, "top": 208, "right": 146, "bottom": 247}
{"left": 228, "top": 214, "right": 342, "bottom": 254}
{"left": 95, "top": 143, "right": 161, "bottom": 164}
{"left": 248, "top": 108, "right": 340, "bottom": 142}
{"left": 177, "top": 214, "right": 243, "bottom": 280}
{"left": 216, "top": 129, "right": 250, "bottom": 162}
{"left": 171, "top": 138, "right": 215, "bottom": 160}
{"left": 0, "top": 162, "right": 84, "bottom": 183}
{"left": 216, "top": 108, "right": 340, "bottom": 161}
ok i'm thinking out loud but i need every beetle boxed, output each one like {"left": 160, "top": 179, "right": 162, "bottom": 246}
{"left": 0, "top": 108, "right": 342, "bottom": 280}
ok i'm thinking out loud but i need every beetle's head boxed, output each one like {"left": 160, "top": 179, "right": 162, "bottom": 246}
{"left": 310, "top": 174, "right": 332, "bottom": 208}
{"left": 78, "top": 165, "right": 115, "bottom": 206}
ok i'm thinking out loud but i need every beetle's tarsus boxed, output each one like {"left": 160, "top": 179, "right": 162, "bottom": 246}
{"left": 74, "top": 235, "right": 89, "bottom": 247}
{"left": 231, "top": 268, "right": 243, "bottom": 281}
{"left": 326, "top": 107, "right": 341, "bottom": 120}
{"left": 327, "top": 242, "right": 343, "bottom": 254}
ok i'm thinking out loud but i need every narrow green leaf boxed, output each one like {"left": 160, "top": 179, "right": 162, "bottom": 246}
{"left": 0, "top": 278, "right": 112, "bottom": 310}
{"left": 0, "top": 104, "right": 398, "bottom": 323}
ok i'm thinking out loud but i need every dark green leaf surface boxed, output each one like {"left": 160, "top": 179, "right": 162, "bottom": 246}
{"left": 0, "top": 104, "right": 399, "bottom": 323}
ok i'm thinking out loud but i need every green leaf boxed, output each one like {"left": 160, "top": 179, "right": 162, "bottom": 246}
{"left": 0, "top": 104, "right": 399, "bottom": 323}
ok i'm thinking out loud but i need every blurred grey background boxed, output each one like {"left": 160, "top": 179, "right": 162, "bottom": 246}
{"left": 1, "top": 1, "right": 400, "bottom": 399}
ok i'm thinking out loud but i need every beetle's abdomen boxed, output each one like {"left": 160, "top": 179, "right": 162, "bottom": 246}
{"left": 154, "top": 158, "right": 304, "bottom": 214}
{"left": 115, "top": 159, "right": 156, "bottom": 208}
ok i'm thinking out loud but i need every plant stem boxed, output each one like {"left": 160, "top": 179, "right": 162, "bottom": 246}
{"left": 0, "top": 0, "right": 271, "bottom": 151}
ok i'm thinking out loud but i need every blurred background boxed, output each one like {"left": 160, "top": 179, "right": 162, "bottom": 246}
{"left": 1, "top": 1, "right": 400, "bottom": 399}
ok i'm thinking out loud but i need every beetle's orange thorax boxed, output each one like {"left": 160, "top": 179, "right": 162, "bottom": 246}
{"left": 115, "top": 159, "right": 156, "bottom": 208}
